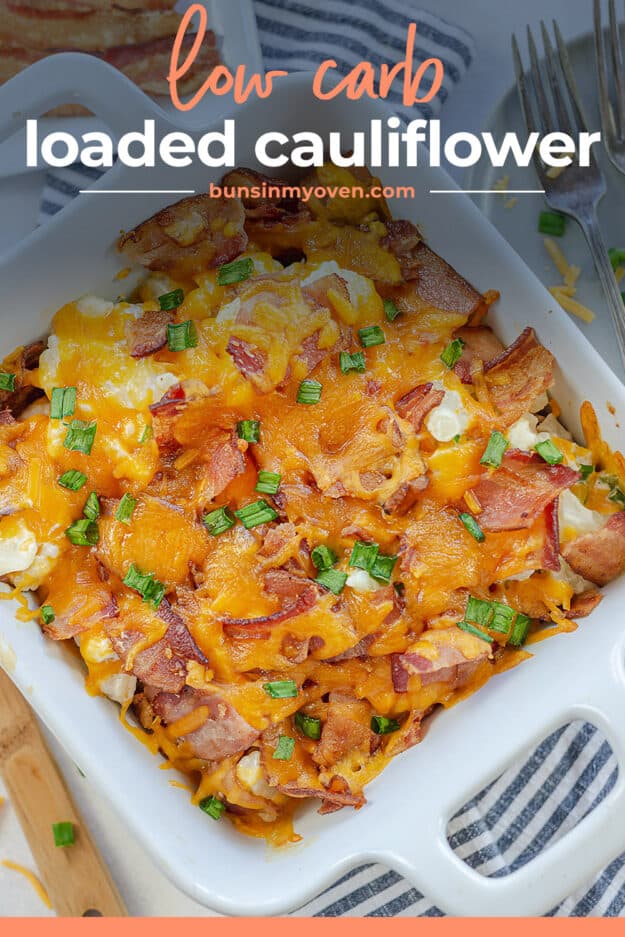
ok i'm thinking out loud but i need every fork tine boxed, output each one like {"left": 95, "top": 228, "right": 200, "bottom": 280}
{"left": 553, "top": 20, "right": 590, "bottom": 133}
{"left": 512, "top": 32, "right": 540, "bottom": 136}
{"left": 527, "top": 26, "right": 553, "bottom": 133}
{"left": 609, "top": 0, "right": 625, "bottom": 136}
{"left": 594, "top": 0, "right": 618, "bottom": 140}
{"left": 540, "top": 21, "right": 575, "bottom": 135}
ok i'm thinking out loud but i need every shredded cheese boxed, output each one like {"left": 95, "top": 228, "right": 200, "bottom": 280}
{"left": 549, "top": 287, "right": 596, "bottom": 324}
{"left": 1, "top": 860, "right": 52, "bottom": 910}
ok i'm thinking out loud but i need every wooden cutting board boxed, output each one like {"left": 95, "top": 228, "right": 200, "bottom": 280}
{"left": 0, "top": 667, "right": 127, "bottom": 916}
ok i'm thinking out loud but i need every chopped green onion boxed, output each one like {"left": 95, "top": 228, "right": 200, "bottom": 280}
{"left": 383, "top": 299, "right": 400, "bottom": 322}
{"left": 0, "top": 372, "right": 15, "bottom": 392}
{"left": 609, "top": 247, "right": 625, "bottom": 270}
{"left": 65, "top": 518, "right": 99, "bottom": 547}
{"left": 297, "top": 379, "right": 322, "bottom": 405}
{"left": 579, "top": 464, "right": 594, "bottom": 481}
{"left": 115, "top": 493, "right": 137, "bottom": 525}
{"left": 294, "top": 711, "right": 322, "bottom": 740}
{"left": 621, "top": 292, "right": 625, "bottom": 306}
{"left": 311, "top": 544, "right": 337, "bottom": 571}
{"left": 358, "top": 325, "right": 385, "bottom": 348}
{"left": 453, "top": 434, "right": 461, "bottom": 443}
{"left": 272, "top": 735, "right": 295, "bottom": 761}
{"left": 339, "top": 351, "right": 366, "bottom": 374}
{"left": 508, "top": 613, "right": 532, "bottom": 647}
{"left": 203, "top": 505, "right": 236, "bottom": 536}
{"left": 158, "top": 288, "right": 184, "bottom": 311}
{"left": 218, "top": 257, "right": 254, "bottom": 285}
{"left": 538, "top": 211, "right": 566, "bottom": 236}
{"left": 40, "top": 605, "right": 55, "bottom": 625}
{"left": 480, "top": 430, "right": 508, "bottom": 468}
{"left": 457, "top": 620, "right": 492, "bottom": 642}
{"left": 316, "top": 568, "right": 348, "bottom": 595}
{"left": 50, "top": 386, "right": 76, "bottom": 420}
{"left": 167, "top": 320, "right": 198, "bottom": 352}
{"left": 139, "top": 424, "right": 153, "bottom": 444}
{"left": 371, "top": 715, "right": 400, "bottom": 735}
{"left": 462, "top": 595, "right": 525, "bottom": 638}
{"left": 255, "top": 470, "right": 281, "bottom": 495}
{"left": 199, "top": 796, "right": 225, "bottom": 820}
{"left": 440, "top": 337, "right": 465, "bottom": 368}
{"left": 58, "top": 470, "right": 87, "bottom": 492}
{"left": 370, "top": 553, "right": 398, "bottom": 584}
{"left": 52, "top": 822, "right": 74, "bottom": 848}
{"left": 459, "top": 512, "right": 485, "bottom": 542}
{"left": 609, "top": 486, "right": 625, "bottom": 508}
{"left": 237, "top": 419, "right": 260, "bottom": 443}
{"left": 263, "top": 679, "right": 298, "bottom": 699}
{"left": 464, "top": 596, "right": 492, "bottom": 628}
{"left": 535, "top": 439, "right": 564, "bottom": 465}
{"left": 235, "top": 499, "right": 278, "bottom": 529}
{"left": 489, "top": 602, "right": 516, "bottom": 634}
{"left": 63, "top": 420, "right": 96, "bottom": 455}
{"left": 123, "top": 563, "right": 165, "bottom": 609}
{"left": 349, "top": 540, "right": 379, "bottom": 572}
{"left": 83, "top": 491, "right": 100, "bottom": 521}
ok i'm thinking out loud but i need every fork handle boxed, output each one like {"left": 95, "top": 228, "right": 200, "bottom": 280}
{"left": 579, "top": 209, "right": 625, "bottom": 371}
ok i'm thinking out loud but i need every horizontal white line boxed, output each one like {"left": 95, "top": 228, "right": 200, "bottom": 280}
{"left": 430, "top": 189, "right": 545, "bottom": 194}
{"left": 79, "top": 189, "right": 196, "bottom": 195}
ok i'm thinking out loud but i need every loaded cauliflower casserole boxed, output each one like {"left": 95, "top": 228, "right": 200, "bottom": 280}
{"left": 1, "top": 166, "right": 624, "bottom": 844}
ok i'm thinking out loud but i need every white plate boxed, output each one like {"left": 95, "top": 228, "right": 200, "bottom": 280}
{"left": 465, "top": 28, "right": 625, "bottom": 379}
{"left": 1, "top": 61, "right": 625, "bottom": 917}
{"left": 0, "top": 0, "right": 263, "bottom": 179}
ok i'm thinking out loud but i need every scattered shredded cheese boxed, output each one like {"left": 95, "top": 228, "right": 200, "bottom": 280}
{"left": 1, "top": 860, "right": 52, "bottom": 910}
{"left": 549, "top": 287, "right": 595, "bottom": 324}
{"left": 544, "top": 238, "right": 594, "bottom": 323}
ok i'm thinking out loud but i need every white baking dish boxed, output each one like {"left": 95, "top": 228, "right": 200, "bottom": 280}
{"left": 1, "top": 57, "right": 625, "bottom": 917}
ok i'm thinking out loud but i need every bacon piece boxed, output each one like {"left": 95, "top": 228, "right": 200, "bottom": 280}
{"left": 0, "top": 340, "right": 45, "bottom": 417}
{"left": 258, "top": 522, "right": 297, "bottom": 558}
{"left": 126, "top": 308, "right": 172, "bottom": 358}
{"left": 391, "top": 628, "right": 492, "bottom": 693}
{"left": 472, "top": 451, "right": 579, "bottom": 532}
{"left": 263, "top": 568, "right": 310, "bottom": 599}
{"left": 562, "top": 512, "right": 625, "bottom": 586}
{"left": 301, "top": 274, "right": 350, "bottom": 312}
{"left": 325, "top": 632, "right": 378, "bottom": 662}
{"left": 383, "top": 219, "right": 421, "bottom": 279}
{"left": 542, "top": 498, "right": 561, "bottom": 572}
{"left": 220, "top": 585, "right": 317, "bottom": 639}
{"left": 313, "top": 692, "right": 373, "bottom": 768}
{"left": 197, "top": 430, "right": 245, "bottom": 503}
{"left": 226, "top": 336, "right": 266, "bottom": 381}
{"left": 385, "top": 234, "right": 483, "bottom": 315}
{"left": 563, "top": 590, "right": 603, "bottom": 619}
{"left": 453, "top": 326, "right": 504, "bottom": 383}
{"left": 43, "top": 593, "right": 118, "bottom": 641}
{"left": 149, "top": 382, "right": 187, "bottom": 449}
{"left": 118, "top": 194, "right": 247, "bottom": 279}
{"left": 221, "top": 168, "right": 312, "bottom": 227}
{"left": 395, "top": 382, "right": 445, "bottom": 432}
{"left": 383, "top": 476, "right": 428, "bottom": 516}
{"left": 278, "top": 779, "right": 365, "bottom": 813}
{"left": 149, "top": 686, "right": 260, "bottom": 761}
{"left": 484, "top": 327, "right": 555, "bottom": 423}
{"left": 107, "top": 600, "right": 207, "bottom": 694}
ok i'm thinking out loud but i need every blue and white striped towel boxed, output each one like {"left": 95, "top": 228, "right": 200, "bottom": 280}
{"left": 37, "top": 0, "right": 625, "bottom": 918}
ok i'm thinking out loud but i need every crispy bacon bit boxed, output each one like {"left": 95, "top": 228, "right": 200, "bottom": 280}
{"left": 395, "top": 383, "right": 445, "bottom": 432}
{"left": 386, "top": 237, "right": 484, "bottom": 314}
{"left": 382, "top": 219, "right": 421, "bottom": 278}
{"left": 453, "top": 326, "right": 504, "bottom": 383}
{"left": 484, "top": 327, "right": 555, "bottom": 423}
{"left": 118, "top": 194, "right": 247, "bottom": 279}
{"left": 264, "top": 568, "right": 310, "bottom": 598}
{"left": 325, "top": 633, "right": 378, "bottom": 662}
{"left": 473, "top": 451, "right": 579, "bottom": 532}
{"left": 197, "top": 430, "right": 245, "bottom": 503}
{"left": 221, "top": 168, "right": 312, "bottom": 227}
{"left": 227, "top": 336, "right": 267, "bottom": 380}
{"left": 43, "top": 592, "right": 118, "bottom": 642}
{"left": 278, "top": 779, "right": 365, "bottom": 813}
{"left": 302, "top": 274, "right": 350, "bottom": 312}
{"left": 562, "top": 512, "right": 625, "bottom": 586}
{"left": 258, "top": 522, "right": 297, "bottom": 558}
{"left": 383, "top": 476, "right": 428, "bottom": 516}
{"left": 313, "top": 692, "right": 373, "bottom": 768}
{"left": 127, "top": 308, "right": 172, "bottom": 358}
{"left": 542, "top": 499, "right": 561, "bottom": 572}
{"left": 0, "top": 340, "right": 45, "bottom": 417}
{"left": 391, "top": 628, "right": 492, "bottom": 693}
{"left": 107, "top": 601, "right": 207, "bottom": 694}
{"left": 149, "top": 686, "right": 260, "bottom": 761}
{"left": 221, "top": 585, "right": 317, "bottom": 639}
{"left": 563, "top": 590, "right": 603, "bottom": 619}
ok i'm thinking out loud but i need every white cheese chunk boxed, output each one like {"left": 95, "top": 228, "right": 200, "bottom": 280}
{"left": 0, "top": 519, "right": 38, "bottom": 576}
{"left": 425, "top": 388, "right": 470, "bottom": 442}
{"left": 76, "top": 295, "right": 114, "bottom": 318}
{"left": 537, "top": 413, "right": 572, "bottom": 440}
{"left": 552, "top": 557, "right": 595, "bottom": 595}
{"left": 301, "top": 260, "right": 371, "bottom": 307}
{"left": 80, "top": 631, "right": 117, "bottom": 664}
{"left": 99, "top": 674, "right": 137, "bottom": 705}
{"left": 506, "top": 413, "right": 549, "bottom": 450}
{"left": 236, "top": 750, "right": 276, "bottom": 799}
{"left": 216, "top": 296, "right": 241, "bottom": 324}
{"left": 558, "top": 489, "right": 604, "bottom": 537}
{"left": 346, "top": 569, "right": 381, "bottom": 592}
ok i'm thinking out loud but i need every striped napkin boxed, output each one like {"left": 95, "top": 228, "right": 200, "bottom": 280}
{"left": 36, "top": 0, "right": 625, "bottom": 919}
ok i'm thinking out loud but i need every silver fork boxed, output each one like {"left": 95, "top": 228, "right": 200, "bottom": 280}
{"left": 512, "top": 22, "right": 625, "bottom": 371}
{"left": 595, "top": 0, "right": 625, "bottom": 174}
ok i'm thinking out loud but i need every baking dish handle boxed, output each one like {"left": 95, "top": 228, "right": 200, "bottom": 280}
{"left": 381, "top": 676, "right": 625, "bottom": 916}
{"left": 0, "top": 52, "right": 168, "bottom": 144}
